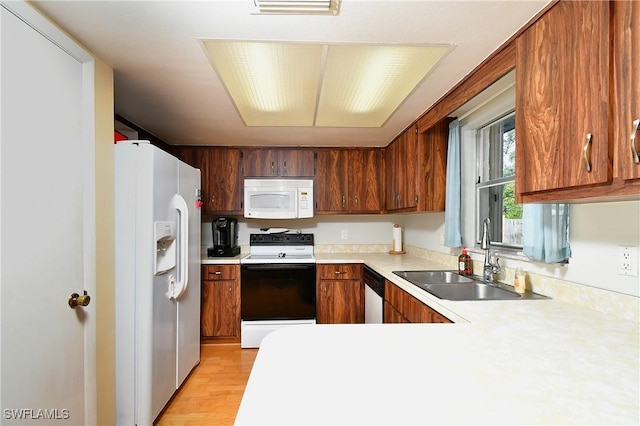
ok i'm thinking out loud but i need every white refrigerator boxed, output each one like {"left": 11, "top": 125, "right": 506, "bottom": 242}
{"left": 115, "top": 141, "right": 201, "bottom": 425}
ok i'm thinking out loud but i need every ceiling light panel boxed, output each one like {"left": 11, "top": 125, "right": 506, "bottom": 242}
{"left": 204, "top": 41, "right": 323, "bottom": 126}
{"left": 316, "top": 44, "right": 452, "bottom": 127}
{"left": 202, "top": 40, "right": 453, "bottom": 128}
{"left": 253, "top": 0, "right": 340, "bottom": 15}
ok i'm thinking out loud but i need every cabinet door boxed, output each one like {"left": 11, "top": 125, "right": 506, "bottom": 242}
{"left": 383, "top": 280, "right": 451, "bottom": 323}
{"left": 213, "top": 280, "right": 240, "bottom": 337}
{"left": 383, "top": 301, "right": 408, "bottom": 323}
{"left": 385, "top": 141, "right": 399, "bottom": 210}
{"left": 613, "top": 1, "right": 640, "bottom": 181}
{"left": 244, "top": 149, "right": 315, "bottom": 177}
{"left": 244, "top": 149, "right": 279, "bottom": 177}
{"left": 419, "top": 119, "right": 449, "bottom": 212}
{"left": 349, "top": 149, "right": 384, "bottom": 212}
{"left": 516, "top": 1, "right": 610, "bottom": 195}
{"left": 279, "top": 149, "right": 315, "bottom": 177}
{"left": 397, "top": 126, "right": 418, "bottom": 209}
{"left": 208, "top": 148, "right": 243, "bottom": 213}
{"left": 174, "top": 147, "right": 216, "bottom": 212}
{"left": 201, "top": 279, "right": 240, "bottom": 338}
{"left": 315, "top": 149, "right": 349, "bottom": 212}
{"left": 316, "top": 280, "right": 364, "bottom": 324}
{"left": 201, "top": 280, "right": 216, "bottom": 337}
{"left": 386, "top": 126, "right": 418, "bottom": 211}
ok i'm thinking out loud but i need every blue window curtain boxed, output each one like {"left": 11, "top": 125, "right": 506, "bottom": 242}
{"left": 522, "top": 203, "right": 571, "bottom": 263}
{"left": 444, "top": 119, "right": 462, "bottom": 247}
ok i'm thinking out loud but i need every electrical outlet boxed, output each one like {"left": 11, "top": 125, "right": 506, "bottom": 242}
{"left": 340, "top": 229, "right": 348, "bottom": 240}
{"left": 618, "top": 246, "right": 639, "bottom": 277}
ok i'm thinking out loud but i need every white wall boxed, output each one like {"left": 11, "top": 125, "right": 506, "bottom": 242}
{"left": 202, "top": 215, "right": 399, "bottom": 248}
{"left": 400, "top": 201, "right": 640, "bottom": 298}
{"left": 567, "top": 201, "right": 640, "bottom": 296}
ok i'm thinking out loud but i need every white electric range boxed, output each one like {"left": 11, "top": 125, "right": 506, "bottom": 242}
{"left": 240, "top": 233, "right": 316, "bottom": 348}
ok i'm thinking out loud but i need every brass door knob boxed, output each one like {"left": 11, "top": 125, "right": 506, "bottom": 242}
{"left": 68, "top": 290, "right": 91, "bottom": 309}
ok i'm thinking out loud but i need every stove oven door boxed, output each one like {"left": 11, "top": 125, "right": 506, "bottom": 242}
{"left": 240, "top": 263, "right": 317, "bottom": 321}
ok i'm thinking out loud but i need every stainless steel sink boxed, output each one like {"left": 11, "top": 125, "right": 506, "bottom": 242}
{"left": 420, "top": 282, "right": 521, "bottom": 301}
{"left": 393, "top": 270, "right": 475, "bottom": 284}
{"left": 392, "top": 270, "right": 548, "bottom": 301}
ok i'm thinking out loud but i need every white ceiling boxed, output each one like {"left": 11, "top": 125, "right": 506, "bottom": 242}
{"left": 31, "top": 0, "right": 550, "bottom": 147}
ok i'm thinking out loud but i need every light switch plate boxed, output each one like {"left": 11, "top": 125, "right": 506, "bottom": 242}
{"left": 618, "top": 246, "right": 639, "bottom": 277}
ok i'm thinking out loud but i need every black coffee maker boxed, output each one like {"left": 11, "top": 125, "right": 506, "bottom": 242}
{"left": 207, "top": 217, "right": 240, "bottom": 257}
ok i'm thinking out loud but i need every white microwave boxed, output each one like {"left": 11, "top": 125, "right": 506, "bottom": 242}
{"left": 244, "top": 178, "right": 314, "bottom": 219}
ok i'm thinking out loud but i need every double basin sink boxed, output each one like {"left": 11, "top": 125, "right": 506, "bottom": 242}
{"left": 392, "top": 270, "right": 547, "bottom": 301}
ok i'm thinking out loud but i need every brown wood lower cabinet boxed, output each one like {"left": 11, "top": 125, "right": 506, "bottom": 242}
{"left": 316, "top": 264, "right": 364, "bottom": 324}
{"left": 384, "top": 280, "right": 452, "bottom": 323}
{"left": 201, "top": 265, "right": 240, "bottom": 339}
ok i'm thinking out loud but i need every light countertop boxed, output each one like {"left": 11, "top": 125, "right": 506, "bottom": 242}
{"left": 200, "top": 252, "right": 244, "bottom": 265}
{"left": 234, "top": 252, "right": 640, "bottom": 425}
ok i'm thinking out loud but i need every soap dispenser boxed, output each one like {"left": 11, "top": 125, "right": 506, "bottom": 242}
{"left": 458, "top": 247, "right": 472, "bottom": 275}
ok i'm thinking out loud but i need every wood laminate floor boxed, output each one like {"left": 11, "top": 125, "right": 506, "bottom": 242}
{"left": 156, "top": 344, "right": 258, "bottom": 426}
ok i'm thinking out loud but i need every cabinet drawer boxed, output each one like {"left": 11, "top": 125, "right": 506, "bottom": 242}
{"left": 202, "top": 264, "right": 239, "bottom": 280}
{"left": 317, "top": 264, "right": 362, "bottom": 280}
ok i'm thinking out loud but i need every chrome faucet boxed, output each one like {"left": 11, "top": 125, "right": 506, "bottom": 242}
{"left": 481, "top": 217, "right": 501, "bottom": 284}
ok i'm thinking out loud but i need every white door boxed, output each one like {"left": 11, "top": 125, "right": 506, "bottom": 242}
{"left": 0, "top": 2, "right": 96, "bottom": 425}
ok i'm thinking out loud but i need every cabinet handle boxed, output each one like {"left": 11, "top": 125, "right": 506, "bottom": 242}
{"left": 271, "top": 161, "right": 275, "bottom": 175}
{"left": 582, "top": 133, "right": 593, "bottom": 172}
{"left": 334, "top": 270, "right": 345, "bottom": 275}
{"left": 283, "top": 161, "right": 287, "bottom": 175}
{"left": 354, "top": 196, "right": 358, "bottom": 207}
{"left": 631, "top": 119, "right": 640, "bottom": 164}
{"left": 342, "top": 195, "right": 346, "bottom": 208}
{"left": 209, "top": 271, "right": 222, "bottom": 276}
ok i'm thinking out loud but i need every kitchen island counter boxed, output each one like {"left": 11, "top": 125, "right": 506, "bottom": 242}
{"left": 236, "top": 320, "right": 638, "bottom": 425}
{"left": 236, "top": 253, "right": 639, "bottom": 425}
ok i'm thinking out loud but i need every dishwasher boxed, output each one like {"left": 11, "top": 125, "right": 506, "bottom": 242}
{"left": 363, "top": 265, "right": 385, "bottom": 324}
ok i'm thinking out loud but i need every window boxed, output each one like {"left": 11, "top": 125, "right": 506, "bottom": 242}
{"left": 475, "top": 112, "right": 522, "bottom": 248}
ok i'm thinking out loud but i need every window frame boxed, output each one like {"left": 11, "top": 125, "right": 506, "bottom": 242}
{"left": 474, "top": 110, "right": 522, "bottom": 250}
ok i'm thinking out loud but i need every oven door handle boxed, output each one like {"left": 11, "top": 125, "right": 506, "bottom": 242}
{"left": 242, "top": 263, "right": 315, "bottom": 271}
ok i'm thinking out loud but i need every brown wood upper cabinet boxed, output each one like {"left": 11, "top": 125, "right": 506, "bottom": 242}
{"left": 515, "top": 0, "right": 640, "bottom": 202}
{"left": 386, "top": 120, "right": 449, "bottom": 213}
{"left": 386, "top": 125, "right": 418, "bottom": 212}
{"left": 243, "top": 148, "right": 315, "bottom": 177}
{"left": 316, "top": 264, "right": 364, "bottom": 324}
{"left": 612, "top": 1, "right": 640, "bottom": 183}
{"left": 418, "top": 119, "right": 450, "bottom": 212}
{"left": 315, "top": 148, "right": 384, "bottom": 214}
{"left": 174, "top": 147, "right": 243, "bottom": 214}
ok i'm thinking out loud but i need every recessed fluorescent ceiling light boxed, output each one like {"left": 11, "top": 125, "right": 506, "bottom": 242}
{"left": 253, "top": 0, "right": 340, "bottom": 15}
{"left": 202, "top": 41, "right": 452, "bottom": 127}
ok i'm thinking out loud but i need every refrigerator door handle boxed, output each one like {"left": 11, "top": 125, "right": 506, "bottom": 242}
{"left": 169, "top": 194, "right": 189, "bottom": 300}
